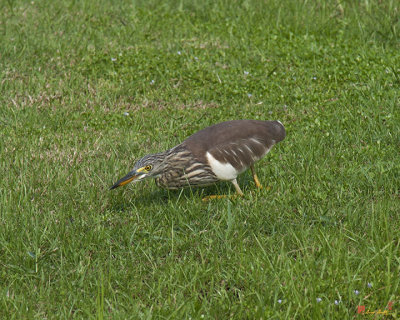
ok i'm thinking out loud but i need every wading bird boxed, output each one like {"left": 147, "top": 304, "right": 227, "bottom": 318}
{"left": 110, "top": 120, "right": 285, "bottom": 199}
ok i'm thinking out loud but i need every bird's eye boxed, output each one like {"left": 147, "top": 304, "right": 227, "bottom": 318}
{"left": 144, "top": 165, "right": 152, "bottom": 171}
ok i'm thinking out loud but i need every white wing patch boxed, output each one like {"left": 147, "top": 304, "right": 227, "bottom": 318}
{"left": 206, "top": 152, "right": 238, "bottom": 181}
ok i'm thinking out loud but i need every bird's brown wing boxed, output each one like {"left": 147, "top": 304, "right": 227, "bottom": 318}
{"left": 206, "top": 137, "right": 270, "bottom": 172}
{"left": 183, "top": 120, "right": 284, "bottom": 171}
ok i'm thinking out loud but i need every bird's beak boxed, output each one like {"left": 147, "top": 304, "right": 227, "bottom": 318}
{"left": 109, "top": 170, "right": 144, "bottom": 190}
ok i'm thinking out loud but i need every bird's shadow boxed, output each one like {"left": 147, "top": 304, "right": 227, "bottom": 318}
{"left": 107, "top": 174, "right": 257, "bottom": 212}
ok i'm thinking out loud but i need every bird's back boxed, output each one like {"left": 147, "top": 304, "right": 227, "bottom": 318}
{"left": 183, "top": 120, "right": 285, "bottom": 172}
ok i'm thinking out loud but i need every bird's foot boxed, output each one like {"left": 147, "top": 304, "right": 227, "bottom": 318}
{"left": 253, "top": 174, "right": 263, "bottom": 189}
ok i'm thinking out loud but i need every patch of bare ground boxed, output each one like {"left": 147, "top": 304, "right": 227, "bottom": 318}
{"left": 116, "top": 99, "right": 219, "bottom": 112}
{"left": 181, "top": 37, "right": 229, "bottom": 50}
{"left": 9, "top": 92, "right": 64, "bottom": 110}
{"left": 32, "top": 136, "right": 111, "bottom": 167}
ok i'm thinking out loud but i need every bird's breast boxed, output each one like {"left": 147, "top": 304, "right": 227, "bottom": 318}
{"left": 155, "top": 151, "right": 219, "bottom": 189}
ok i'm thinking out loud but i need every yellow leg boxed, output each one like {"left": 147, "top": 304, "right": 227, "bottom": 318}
{"left": 202, "top": 194, "right": 232, "bottom": 201}
{"left": 250, "top": 165, "right": 263, "bottom": 189}
{"left": 231, "top": 178, "right": 244, "bottom": 196}
{"left": 201, "top": 179, "right": 243, "bottom": 201}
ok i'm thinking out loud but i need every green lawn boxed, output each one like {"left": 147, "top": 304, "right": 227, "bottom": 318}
{"left": 1, "top": 0, "right": 399, "bottom": 318}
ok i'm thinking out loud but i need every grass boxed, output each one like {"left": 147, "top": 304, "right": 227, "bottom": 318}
{"left": 1, "top": 0, "right": 400, "bottom": 318}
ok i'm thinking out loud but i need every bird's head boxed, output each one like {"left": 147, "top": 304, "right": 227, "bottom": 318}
{"left": 109, "top": 153, "right": 166, "bottom": 190}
